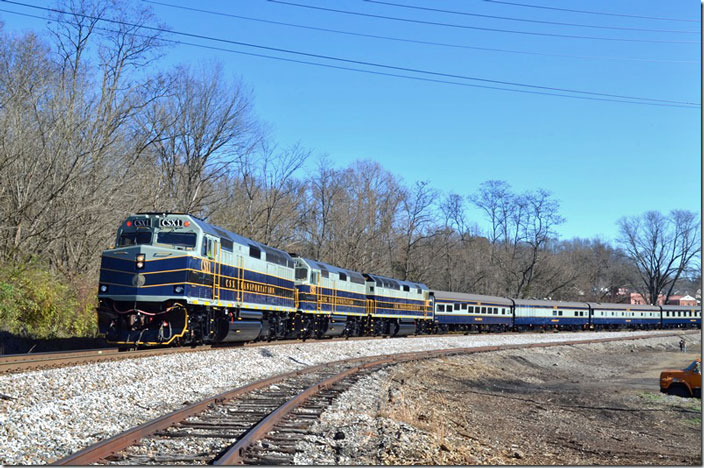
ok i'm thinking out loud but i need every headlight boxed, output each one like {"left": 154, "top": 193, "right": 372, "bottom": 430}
{"left": 99, "top": 284, "right": 108, "bottom": 293}
{"left": 136, "top": 254, "right": 145, "bottom": 270}
{"left": 174, "top": 285, "right": 184, "bottom": 294}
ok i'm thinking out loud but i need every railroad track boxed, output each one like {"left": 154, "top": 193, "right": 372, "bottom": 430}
{"left": 0, "top": 332, "right": 516, "bottom": 375}
{"left": 7, "top": 329, "right": 695, "bottom": 375}
{"left": 0, "top": 335, "right": 396, "bottom": 375}
{"left": 0, "top": 346, "right": 218, "bottom": 375}
{"left": 51, "top": 332, "right": 686, "bottom": 466}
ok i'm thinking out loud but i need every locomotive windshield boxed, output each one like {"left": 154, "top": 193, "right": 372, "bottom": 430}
{"left": 156, "top": 232, "right": 197, "bottom": 249}
{"left": 118, "top": 231, "right": 152, "bottom": 246}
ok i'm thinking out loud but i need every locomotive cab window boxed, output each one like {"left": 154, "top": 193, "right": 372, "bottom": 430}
{"left": 403, "top": 285, "right": 410, "bottom": 292}
{"left": 118, "top": 231, "right": 152, "bottom": 246}
{"left": 339, "top": 273, "right": 347, "bottom": 281}
{"left": 438, "top": 304, "right": 445, "bottom": 312}
{"left": 295, "top": 267, "right": 308, "bottom": 281}
{"left": 201, "top": 238, "right": 216, "bottom": 259}
{"left": 156, "top": 232, "right": 196, "bottom": 249}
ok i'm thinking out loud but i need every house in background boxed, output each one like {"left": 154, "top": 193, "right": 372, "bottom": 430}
{"left": 630, "top": 292, "right": 699, "bottom": 306}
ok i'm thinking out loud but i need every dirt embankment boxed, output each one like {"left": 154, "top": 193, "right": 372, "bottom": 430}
{"left": 299, "top": 332, "right": 702, "bottom": 465}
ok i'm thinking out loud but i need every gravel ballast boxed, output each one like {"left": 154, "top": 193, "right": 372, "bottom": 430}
{"left": 0, "top": 330, "right": 686, "bottom": 464}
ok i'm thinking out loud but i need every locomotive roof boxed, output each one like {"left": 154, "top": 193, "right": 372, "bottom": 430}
{"left": 300, "top": 258, "right": 367, "bottom": 284}
{"left": 364, "top": 273, "right": 428, "bottom": 291}
{"left": 189, "top": 217, "right": 294, "bottom": 266}
{"left": 513, "top": 298, "right": 590, "bottom": 308}
{"left": 430, "top": 290, "right": 513, "bottom": 306}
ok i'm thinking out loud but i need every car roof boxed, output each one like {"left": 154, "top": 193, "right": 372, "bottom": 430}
{"left": 430, "top": 290, "right": 513, "bottom": 306}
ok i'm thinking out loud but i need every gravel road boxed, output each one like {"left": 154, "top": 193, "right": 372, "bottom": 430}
{"left": 0, "top": 330, "right": 690, "bottom": 464}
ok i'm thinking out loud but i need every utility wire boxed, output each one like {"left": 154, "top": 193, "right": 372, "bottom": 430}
{"left": 0, "top": 1, "right": 698, "bottom": 107}
{"left": 142, "top": 0, "right": 698, "bottom": 65}
{"left": 363, "top": 0, "right": 698, "bottom": 34}
{"left": 0, "top": 7, "right": 695, "bottom": 109}
{"left": 481, "top": 0, "right": 698, "bottom": 23}
{"left": 266, "top": 0, "right": 699, "bottom": 44}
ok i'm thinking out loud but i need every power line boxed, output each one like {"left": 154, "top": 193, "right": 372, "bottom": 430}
{"left": 142, "top": 0, "right": 698, "bottom": 65}
{"left": 364, "top": 0, "right": 698, "bottom": 34}
{"left": 0, "top": 1, "right": 698, "bottom": 107}
{"left": 481, "top": 0, "right": 699, "bottom": 24}
{"left": 0, "top": 6, "right": 695, "bottom": 110}
{"left": 266, "top": 0, "right": 698, "bottom": 44}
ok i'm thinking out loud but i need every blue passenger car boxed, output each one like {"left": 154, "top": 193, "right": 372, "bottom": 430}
{"left": 588, "top": 303, "right": 660, "bottom": 329}
{"left": 431, "top": 290, "right": 513, "bottom": 332}
{"left": 661, "top": 305, "right": 701, "bottom": 329}
{"left": 514, "top": 299, "right": 590, "bottom": 330}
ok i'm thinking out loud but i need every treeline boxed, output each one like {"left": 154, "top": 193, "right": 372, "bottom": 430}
{"left": 0, "top": 1, "right": 699, "bottom": 338}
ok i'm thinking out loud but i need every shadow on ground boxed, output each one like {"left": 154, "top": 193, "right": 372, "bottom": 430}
{"left": 0, "top": 331, "right": 108, "bottom": 354}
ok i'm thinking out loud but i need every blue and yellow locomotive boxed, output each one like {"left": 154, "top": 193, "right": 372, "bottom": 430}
{"left": 97, "top": 213, "right": 433, "bottom": 347}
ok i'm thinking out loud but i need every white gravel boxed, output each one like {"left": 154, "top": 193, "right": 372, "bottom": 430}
{"left": 0, "top": 330, "right": 682, "bottom": 464}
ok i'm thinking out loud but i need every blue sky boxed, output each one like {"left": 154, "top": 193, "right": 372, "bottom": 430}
{"left": 0, "top": 0, "right": 700, "bottom": 243}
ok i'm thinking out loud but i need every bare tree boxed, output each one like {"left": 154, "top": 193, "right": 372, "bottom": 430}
{"left": 471, "top": 181, "right": 564, "bottom": 297}
{"left": 394, "top": 180, "right": 437, "bottom": 281}
{"left": 144, "top": 63, "right": 261, "bottom": 215}
{"left": 618, "top": 210, "right": 701, "bottom": 305}
{"left": 210, "top": 142, "right": 308, "bottom": 249}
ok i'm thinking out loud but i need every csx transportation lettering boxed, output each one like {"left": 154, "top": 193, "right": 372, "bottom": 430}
{"left": 243, "top": 281, "right": 276, "bottom": 296}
